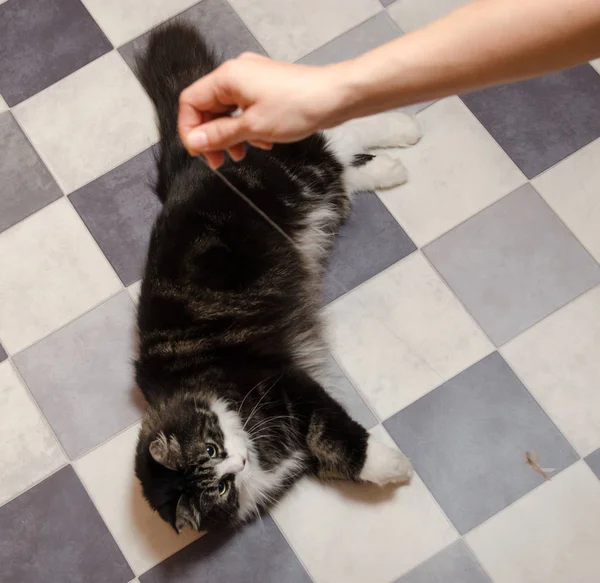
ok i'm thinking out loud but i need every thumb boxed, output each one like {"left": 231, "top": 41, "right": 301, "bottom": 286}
{"left": 182, "top": 115, "right": 252, "bottom": 155}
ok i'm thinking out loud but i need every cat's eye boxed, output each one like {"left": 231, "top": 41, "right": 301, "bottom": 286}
{"left": 206, "top": 444, "right": 217, "bottom": 458}
{"left": 217, "top": 481, "right": 228, "bottom": 496}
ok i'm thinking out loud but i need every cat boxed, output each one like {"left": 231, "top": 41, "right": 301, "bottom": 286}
{"left": 134, "top": 22, "right": 419, "bottom": 534}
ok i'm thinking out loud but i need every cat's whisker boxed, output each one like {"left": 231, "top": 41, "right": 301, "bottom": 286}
{"left": 242, "top": 375, "right": 282, "bottom": 431}
{"left": 237, "top": 372, "right": 278, "bottom": 417}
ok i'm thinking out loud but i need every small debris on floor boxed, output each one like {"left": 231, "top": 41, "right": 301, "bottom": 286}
{"left": 525, "top": 450, "right": 555, "bottom": 481}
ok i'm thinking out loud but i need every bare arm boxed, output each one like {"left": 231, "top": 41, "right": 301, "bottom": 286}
{"left": 178, "top": 0, "right": 600, "bottom": 167}
{"left": 339, "top": 0, "right": 600, "bottom": 119}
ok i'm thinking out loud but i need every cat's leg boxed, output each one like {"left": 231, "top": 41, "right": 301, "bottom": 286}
{"left": 324, "top": 111, "right": 421, "bottom": 165}
{"left": 343, "top": 154, "right": 409, "bottom": 191}
{"left": 294, "top": 373, "right": 412, "bottom": 484}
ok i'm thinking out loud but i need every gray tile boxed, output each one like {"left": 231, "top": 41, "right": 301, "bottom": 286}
{"left": 0, "top": 342, "right": 6, "bottom": 362}
{"left": 70, "top": 147, "right": 160, "bottom": 286}
{"left": 396, "top": 541, "right": 491, "bottom": 583}
{"left": 384, "top": 352, "right": 578, "bottom": 534}
{"left": 325, "top": 353, "right": 378, "bottom": 429}
{"left": 324, "top": 191, "right": 416, "bottom": 304}
{"left": 381, "top": 0, "right": 396, "bottom": 6}
{"left": 140, "top": 514, "right": 311, "bottom": 583}
{"left": 14, "top": 292, "right": 142, "bottom": 459}
{"left": 424, "top": 184, "right": 600, "bottom": 346}
{"left": 0, "top": 466, "right": 133, "bottom": 583}
{"left": 119, "top": 0, "right": 266, "bottom": 74}
{"left": 462, "top": 65, "right": 600, "bottom": 178}
{"left": 298, "top": 12, "right": 401, "bottom": 65}
{"left": 586, "top": 448, "right": 600, "bottom": 480}
{"left": 0, "top": 0, "right": 111, "bottom": 106}
{"left": 0, "top": 112, "right": 62, "bottom": 233}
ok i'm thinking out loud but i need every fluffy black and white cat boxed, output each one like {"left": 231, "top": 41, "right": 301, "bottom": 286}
{"left": 134, "top": 23, "right": 419, "bottom": 534}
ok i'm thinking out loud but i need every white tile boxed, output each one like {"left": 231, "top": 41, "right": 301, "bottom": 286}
{"left": 0, "top": 199, "right": 121, "bottom": 353}
{"left": 228, "top": 0, "right": 381, "bottom": 61}
{"left": 327, "top": 252, "right": 493, "bottom": 419}
{"left": 0, "top": 94, "right": 7, "bottom": 114}
{"left": 467, "top": 461, "right": 600, "bottom": 583}
{"left": 388, "top": 0, "right": 474, "bottom": 32}
{"left": 591, "top": 59, "right": 600, "bottom": 74}
{"left": 75, "top": 424, "right": 201, "bottom": 575}
{"left": 502, "top": 285, "right": 600, "bottom": 457}
{"left": 378, "top": 97, "right": 525, "bottom": 246}
{"left": 271, "top": 425, "right": 458, "bottom": 583}
{"left": 13, "top": 51, "right": 158, "bottom": 194}
{"left": 81, "top": 0, "right": 199, "bottom": 46}
{"left": 127, "top": 280, "right": 142, "bottom": 304}
{"left": 0, "top": 361, "right": 66, "bottom": 505}
{"left": 533, "top": 138, "right": 600, "bottom": 263}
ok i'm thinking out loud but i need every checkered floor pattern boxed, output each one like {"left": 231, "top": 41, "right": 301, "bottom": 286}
{"left": 2, "top": 1, "right": 600, "bottom": 582}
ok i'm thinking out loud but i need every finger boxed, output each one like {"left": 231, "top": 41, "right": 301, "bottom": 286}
{"left": 177, "top": 72, "right": 237, "bottom": 149}
{"left": 249, "top": 140, "right": 273, "bottom": 150}
{"left": 227, "top": 144, "right": 246, "bottom": 162}
{"left": 184, "top": 116, "right": 252, "bottom": 154}
{"left": 203, "top": 151, "right": 226, "bottom": 169}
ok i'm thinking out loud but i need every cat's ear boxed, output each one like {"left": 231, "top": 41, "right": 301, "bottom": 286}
{"left": 149, "top": 431, "right": 183, "bottom": 471}
{"left": 174, "top": 496, "right": 200, "bottom": 533}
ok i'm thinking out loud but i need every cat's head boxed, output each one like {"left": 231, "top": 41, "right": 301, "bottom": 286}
{"left": 135, "top": 395, "right": 252, "bottom": 533}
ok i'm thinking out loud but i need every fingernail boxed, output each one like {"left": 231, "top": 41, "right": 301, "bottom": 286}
{"left": 188, "top": 130, "right": 208, "bottom": 150}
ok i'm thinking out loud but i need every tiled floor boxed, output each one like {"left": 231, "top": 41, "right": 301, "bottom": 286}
{"left": 1, "top": 1, "right": 600, "bottom": 582}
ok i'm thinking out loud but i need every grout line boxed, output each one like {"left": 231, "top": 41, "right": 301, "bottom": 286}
{"left": 72, "top": 462, "right": 139, "bottom": 578}
{"left": 111, "top": 1, "right": 202, "bottom": 49}
{"left": 11, "top": 49, "right": 159, "bottom": 197}
{"left": 221, "top": 0, "right": 271, "bottom": 59}
{"left": 0, "top": 359, "right": 71, "bottom": 509}
{"left": 460, "top": 538, "right": 496, "bottom": 583}
{"left": 293, "top": 9, "right": 395, "bottom": 64}
{"left": 530, "top": 176, "right": 600, "bottom": 268}
{"left": 72, "top": 418, "right": 141, "bottom": 463}
{"left": 267, "top": 511, "right": 318, "bottom": 583}
{"left": 323, "top": 245, "right": 417, "bottom": 310}
{"left": 328, "top": 350, "right": 381, "bottom": 426}
{"left": 11, "top": 286, "right": 126, "bottom": 359}
{"left": 420, "top": 251, "right": 497, "bottom": 349}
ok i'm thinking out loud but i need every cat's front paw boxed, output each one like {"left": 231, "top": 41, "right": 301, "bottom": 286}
{"left": 359, "top": 436, "right": 413, "bottom": 486}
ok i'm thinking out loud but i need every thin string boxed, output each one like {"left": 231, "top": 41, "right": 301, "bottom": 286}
{"left": 198, "top": 155, "right": 298, "bottom": 249}
{"left": 197, "top": 155, "right": 348, "bottom": 296}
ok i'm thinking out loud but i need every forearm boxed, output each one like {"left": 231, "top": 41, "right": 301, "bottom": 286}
{"left": 331, "top": 0, "right": 600, "bottom": 122}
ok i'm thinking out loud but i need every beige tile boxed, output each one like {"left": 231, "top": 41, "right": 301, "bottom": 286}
{"left": 271, "top": 425, "right": 458, "bottom": 583}
{"left": 0, "top": 199, "right": 121, "bottom": 353}
{"left": 127, "top": 280, "right": 142, "bottom": 304}
{"left": 81, "top": 0, "right": 199, "bottom": 46}
{"left": 467, "top": 461, "right": 600, "bottom": 583}
{"left": 502, "top": 285, "right": 600, "bottom": 456}
{"left": 0, "top": 94, "right": 7, "bottom": 114}
{"left": 327, "top": 252, "right": 493, "bottom": 419}
{"left": 533, "top": 138, "right": 600, "bottom": 263}
{"left": 0, "top": 361, "right": 66, "bottom": 505}
{"left": 388, "top": 0, "right": 474, "bottom": 32}
{"left": 75, "top": 424, "right": 201, "bottom": 575}
{"left": 13, "top": 51, "right": 158, "bottom": 194}
{"left": 228, "top": 0, "right": 381, "bottom": 61}
{"left": 378, "top": 97, "right": 525, "bottom": 246}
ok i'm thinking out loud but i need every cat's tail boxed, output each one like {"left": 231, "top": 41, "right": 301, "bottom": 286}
{"left": 136, "top": 22, "right": 219, "bottom": 144}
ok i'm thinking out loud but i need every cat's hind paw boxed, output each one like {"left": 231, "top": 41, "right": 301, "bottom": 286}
{"left": 359, "top": 436, "right": 413, "bottom": 486}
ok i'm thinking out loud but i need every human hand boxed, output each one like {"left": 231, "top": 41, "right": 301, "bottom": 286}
{"left": 177, "top": 52, "right": 351, "bottom": 168}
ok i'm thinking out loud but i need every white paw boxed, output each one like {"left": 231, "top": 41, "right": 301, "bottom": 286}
{"left": 369, "top": 155, "right": 408, "bottom": 189}
{"left": 386, "top": 112, "right": 421, "bottom": 147}
{"left": 359, "top": 436, "right": 413, "bottom": 486}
